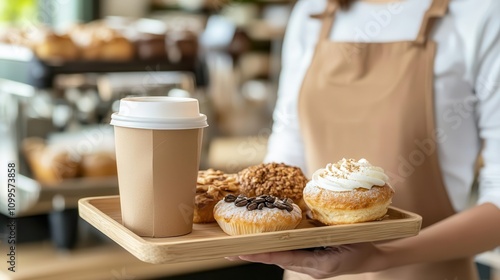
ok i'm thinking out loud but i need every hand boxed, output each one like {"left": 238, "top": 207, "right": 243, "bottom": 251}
{"left": 227, "top": 243, "right": 385, "bottom": 279}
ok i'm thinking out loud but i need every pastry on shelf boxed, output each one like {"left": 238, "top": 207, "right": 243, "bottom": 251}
{"left": 34, "top": 33, "right": 80, "bottom": 61}
{"left": 22, "top": 138, "right": 80, "bottom": 185}
{"left": 22, "top": 137, "right": 118, "bottom": 185}
{"left": 80, "top": 152, "right": 117, "bottom": 178}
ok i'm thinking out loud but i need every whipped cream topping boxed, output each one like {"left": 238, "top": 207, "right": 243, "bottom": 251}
{"left": 308, "top": 158, "right": 390, "bottom": 192}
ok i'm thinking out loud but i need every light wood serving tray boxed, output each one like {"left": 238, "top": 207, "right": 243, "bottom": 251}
{"left": 79, "top": 196, "right": 422, "bottom": 264}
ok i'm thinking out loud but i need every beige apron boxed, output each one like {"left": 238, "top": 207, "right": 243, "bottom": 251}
{"left": 286, "top": 0, "right": 478, "bottom": 279}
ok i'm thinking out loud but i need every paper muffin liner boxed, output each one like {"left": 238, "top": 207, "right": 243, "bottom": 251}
{"left": 216, "top": 218, "right": 301, "bottom": 236}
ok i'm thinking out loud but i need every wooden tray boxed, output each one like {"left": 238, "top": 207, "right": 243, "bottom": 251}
{"left": 79, "top": 196, "right": 422, "bottom": 264}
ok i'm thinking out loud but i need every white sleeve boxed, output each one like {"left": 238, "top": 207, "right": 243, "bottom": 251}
{"left": 474, "top": 0, "right": 500, "bottom": 209}
{"left": 264, "top": 1, "right": 317, "bottom": 173}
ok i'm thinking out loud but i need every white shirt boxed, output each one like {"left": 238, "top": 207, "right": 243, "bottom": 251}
{"left": 264, "top": 0, "right": 500, "bottom": 211}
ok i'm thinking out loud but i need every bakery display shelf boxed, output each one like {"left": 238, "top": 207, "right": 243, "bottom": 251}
{"left": 10, "top": 177, "right": 118, "bottom": 217}
{"left": 32, "top": 176, "right": 118, "bottom": 214}
{"left": 79, "top": 195, "right": 422, "bottom": 265}
{"left": 0, "top": 51, "right": 206, "bottom": 88}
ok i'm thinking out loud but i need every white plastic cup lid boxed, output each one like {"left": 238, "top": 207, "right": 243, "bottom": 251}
{"left": 110, "top": 96, "right": 208, "bottom": 130}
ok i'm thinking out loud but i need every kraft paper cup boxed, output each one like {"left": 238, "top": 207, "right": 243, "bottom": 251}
{"left": 110, "top": 96, "right": 208, "bottom": 237}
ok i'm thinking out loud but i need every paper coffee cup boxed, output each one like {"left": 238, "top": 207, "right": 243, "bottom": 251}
{"left": 111, "top": 96, "right": 207, "bottom": 237}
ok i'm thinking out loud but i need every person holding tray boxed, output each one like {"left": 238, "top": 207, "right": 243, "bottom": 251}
{"left": 229, "top": 0, "right": 500, "bottom": 279}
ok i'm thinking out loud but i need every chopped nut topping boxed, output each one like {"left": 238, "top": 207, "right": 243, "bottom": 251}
{"left": 196, "top": 169, "right": 240, "bottom": 198}
{"left": 195, "top": 169, "right": 240, "bottom": 208}
{"left": 238, "top": 163, "right": 308, "bottom": 201}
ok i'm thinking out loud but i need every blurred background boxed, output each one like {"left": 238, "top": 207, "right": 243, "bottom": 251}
{"left": 0, "top": 0, "right": 291, "bottom": 279}
{"left": 0, "top": 0, "right": 498, "bottom": 279}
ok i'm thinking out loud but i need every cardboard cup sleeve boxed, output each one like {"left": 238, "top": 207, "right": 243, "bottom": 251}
{"left": 114, "top": 126, "right": 203, "bottom": 237}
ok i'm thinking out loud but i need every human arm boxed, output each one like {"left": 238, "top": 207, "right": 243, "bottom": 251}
{"left": 378, "top": 203, "right": 500, "bottom": 267}
{"left": 232, "top": 1, "right": 500, "bottom": 277}
{"left": 381, "top": 0, "right": 500, "bottom": 267}
{"left": 232, "top": 203, "right": 500, "bottom": 278}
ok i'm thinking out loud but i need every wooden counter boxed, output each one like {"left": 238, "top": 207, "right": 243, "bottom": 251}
{"left": 0, "top": 242, "right": 243, "bottom": 280}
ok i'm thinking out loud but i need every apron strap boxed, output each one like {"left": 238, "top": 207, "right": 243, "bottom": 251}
{"left": 415, "top": 0, "right": 451, "bottom": 44}
{"left": 311, "top": 0, "right": 339, "bottom": 41}
{"left": 311, "top": 0, "right": 449, "bottom": 44}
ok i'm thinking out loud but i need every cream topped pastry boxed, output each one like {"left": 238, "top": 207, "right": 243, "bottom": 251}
{"left": 308, "top": 158, "right": 390, "bottom": 192}
{"left": 303, "top": 158, "right": 394, "bottom": 225}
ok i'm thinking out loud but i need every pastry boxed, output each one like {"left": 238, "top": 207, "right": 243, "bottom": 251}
{"left": 80, "top": 152, "right": 117, "bottom": 178}
{"left": 213, "top": 194, "right": 302, "bottom": 235}
{"left": 238, "top": 162, "right": 308, "bottom": 211}
{"left": 69, "top": 23, "right": 135, "bottom": 61}
{"left": 22, "top": 138, "right": 80, "bottom": 184}
{"left": 83, "top": 36, "right": 134, "bottom": 61}
{"left": 98, "top": 36, "right": 135, "bottom": 61}
{"left": 194, "top": 169, "right": 240, "bottom": 223}
{"left": 135, "top": 33, "right": 167, "bottom": 60}
{"left": 22, "top": 137, "right": 118, "bottom": 183}
{"left": 174, "top": 31, "right": 199, "bottom": 59}
{"left": 303, "top": 158, "right": 394, "bottom": 225}
{"left": 35, "top": 33, "right": 79, "bottom": 61}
